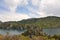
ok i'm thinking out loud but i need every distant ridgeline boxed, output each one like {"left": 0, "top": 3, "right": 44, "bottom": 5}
{"left": 0, "top": 16, "right": 60, "bottom": 30}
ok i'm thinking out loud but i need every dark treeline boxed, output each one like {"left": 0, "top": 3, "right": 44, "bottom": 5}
{"left": 0, "top": 16, "right": 60, "bottom": 30}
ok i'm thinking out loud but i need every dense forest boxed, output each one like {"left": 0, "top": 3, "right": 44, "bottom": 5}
{"left": 0, "top": 16, "right": 60, "bottom": 30}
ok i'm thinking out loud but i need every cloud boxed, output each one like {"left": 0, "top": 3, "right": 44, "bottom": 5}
{"left": 0, "top": 11, "right": 30, "bottom": 22}
{"left": 0, "top": 0, "right": 60, "bottom": 22}
{"left": 31, "top": 0, "right": 40, "bottom": 6}
{"left": 4, "top": 0, "right": 29, "bottom": 12}
{"left": 0, "top": 0, "right": 31, "bottom": 22}
{"left": 29, "top": 0, "right": 60, "bottom": 17}
{"left": 16, "top": 0, "right": 60, "bottom": 18}
{"left": 39, "top": 0, "right": 60, "bottom": 16}
{"left": 4, "top": 0, "right": 20, "bottom": 12}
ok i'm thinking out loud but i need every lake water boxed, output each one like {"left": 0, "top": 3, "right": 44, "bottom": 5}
{"left": 43, "top": 28, "right": 60, "bottom": 36}
{"left": 0, "top": 29, "right": 60, "bottom": 35}
{"left": 0, "top": 29, "right": 26, "bottom": 35}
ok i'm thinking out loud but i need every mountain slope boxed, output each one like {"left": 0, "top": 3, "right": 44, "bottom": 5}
{"left": 0, "top": 16, "right": 60, "bottom": 29}
{"left": 18, "top": 16, "right": 60, "bottom": 28}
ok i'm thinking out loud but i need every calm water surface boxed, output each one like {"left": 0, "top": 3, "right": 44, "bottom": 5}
{"left": 0, "top": 29, "right": 26, "bottom": 35}
{"left": 43, "top": 28, "right": 60, "bottom": 35}
{"left": 0, "top": 29, "right": 60, "bottom": 35}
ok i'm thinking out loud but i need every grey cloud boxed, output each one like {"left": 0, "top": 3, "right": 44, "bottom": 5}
{"left": 40, "top": 0, "right": 60, "bottom": 16}
{"left": 29, "top": 0, "right": 60, "bottom": 17}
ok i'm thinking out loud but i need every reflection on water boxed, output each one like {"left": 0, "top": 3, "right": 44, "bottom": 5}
{"left": 0, "top": 29, "right": 60, "bottom": 35}
{"left": 43, "top": 29, "right": 60, "bottom": 35}
{"left": 0, "top": 29, "right": 26, "bottom": 35}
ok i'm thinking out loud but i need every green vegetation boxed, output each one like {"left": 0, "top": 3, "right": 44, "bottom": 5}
{"left": 0, "top": 16, "right": 60, "bottom": 30}
{"left": 0, "top": 16, "right": 60, "bottom": 40}
{"left": 0, "top": 33, "right": 60, "bottom": 40}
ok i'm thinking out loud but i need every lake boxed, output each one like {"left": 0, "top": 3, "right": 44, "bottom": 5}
{"left": 43, "top": 28, "right": 60, "bottom": 36}
{"left": 0, "top": 29, "right": 26, "bottom": 35}
{"left": 0, "top": 29, "right": 60, "bottom": 35}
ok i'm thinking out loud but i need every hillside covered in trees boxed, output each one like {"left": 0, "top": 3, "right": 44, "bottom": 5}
{"left": 0, "top": 16, "right": 60, "bottom": 40}
{"left": 0, "top": 16, "right": 60, "bottom": 30}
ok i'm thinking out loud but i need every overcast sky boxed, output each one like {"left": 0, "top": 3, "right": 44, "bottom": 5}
{"left": 0, "top": 0, "right": 60, "bottom": 22}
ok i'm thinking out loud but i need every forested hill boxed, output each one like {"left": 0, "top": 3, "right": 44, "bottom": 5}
{"left": 0, "top": 16, "right": 60, "bottom": 29}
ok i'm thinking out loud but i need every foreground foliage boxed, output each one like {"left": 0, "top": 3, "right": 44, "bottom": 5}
{"left": 0, "top": 33, "right": 60, "bottom": 40}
